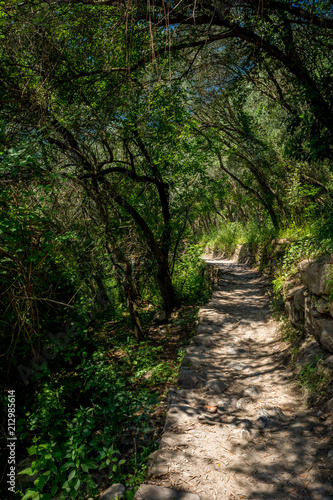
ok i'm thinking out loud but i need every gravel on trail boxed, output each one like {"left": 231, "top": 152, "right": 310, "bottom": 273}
{"left": 135, "top": 259, "right": 333, "bottom": 500}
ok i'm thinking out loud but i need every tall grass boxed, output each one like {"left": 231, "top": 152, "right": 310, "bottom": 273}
{"left": 201, "top": 217, "right": 278, "bottom": 256}
{"left": 201, "top": 215, "right": 331, "bottom": 260}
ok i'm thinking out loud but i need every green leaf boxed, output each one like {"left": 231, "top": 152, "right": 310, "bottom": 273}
{"left": 61, "top": 461, "right": 75, "bottom": 470}
{"left": 34, "top": 473, "right": 49, "bottom": 491}
{"left": 18, "top": 467, "right": 35, "bottom": 476}
{"left": 74, "top": 479, "right": 81, "bottom": 491}
{"left": 50, "top": 484, "right": 58, "bottom": 496}
{"left": 21, "top": 490, "right": 40, "bottom": 500}
{"left": 81, "top": 463, "right": 89, "bottom": 472}
{"left": 68, "top": 469, "right": 76, "bottom": 481}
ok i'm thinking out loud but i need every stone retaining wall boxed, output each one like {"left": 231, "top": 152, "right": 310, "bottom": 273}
{"left": 283, "top": 256, "right": 333, "bottom": 353}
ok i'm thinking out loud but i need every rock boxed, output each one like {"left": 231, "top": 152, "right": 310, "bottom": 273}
{"left": 243, "top": 386, "right": 261, "bottom": 398}
{"left": 205, "top": 379, "right": 228, "bottom": 394}
{"left": 313, "top": 297, "right": 330, "bottom": 314}
{"left": 330, "top": 303, "right": 333, "bottom": 318}
{"left": 304, "top": 295, "right": 314, "bottom": 336}
{"left": 142, "top": 369, "right": 154, "bottom": 380}
{"left": 311, "top": 307, "right": 322, "bottom": 318}
{"left": 99, "top": 484, "right": 125, "bottom": 499}
{"left": 312, "top": 317, "right": 333, "bottom": 352}
{"left": 153, "top": 309, "right": 167, "bottom": 323}
{"left": 134, "top": 484, "right": 201, "bottom": 500}
{"left": 323, "top": 355, "right": 333, "bottom": 366}
{"left": 326, "top": 398, "right": 333, "bottom": 412}
{"left": 184, "top": 353, "right": 208, "bottom": 369}
{"left": 327, "top": 449, "right": 333, "bottom": 462}
{"left": 257, "top": 416, "right": 271, "bottom": 429}
{"left": 256, "top": 409, "right": 277, "bottom": 429}
{"left": 272, "top": 407, "right": 286, "bottom": 422}
{"left": 192, "top": 335, "right": 215, "bottom": 347}
{"left": 177, "top": 368, "right": 203, "bottom": 388}
{"left": 217, "top": 397, "right": 237, "bottom": 411}
{"left": 196, "top": 324, "right": 216, "bottom": 335}
{"left": 198, "top": 309, "right": 224, "bottom": 325}
{"left": 298, "top": 338, "right": 326, "bottom": 364}
{"left": 230, "top": 362, "right": 247, "bottom": 371}
{"left": 236, "top": 397, "right": 251, "bottom": 409}
{"left": 298, "top": 256, "right": 333, "bottom": 296}
{"left": 285, "top": 301, "right": 303, "bottom": 328}
{"left": 160, "top": 432, "right": 187, "bottom": 449}
{"left": 238, "top": 418, "right": 252, "bottom": 429}
{"left": 293, "top": 287, "right": 307, "bottom": 310}
{"left": 167, "top": 404, "right": 199, "bottom": 424}
{"left": 285, "top": 285, "right": 305, "bottom": 303}
{"left": 167, "top": 389, "right": 182, "bottom": 405}
{"left": 148, "top": 449, "right": 176, "bottom": 476}
{"left": 240, "top": 429, "right": 252, "bottom": 441}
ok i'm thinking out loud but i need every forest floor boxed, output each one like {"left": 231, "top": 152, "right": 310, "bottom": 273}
{"left": 137, "top": 259, "right": 333, "bottom": 500}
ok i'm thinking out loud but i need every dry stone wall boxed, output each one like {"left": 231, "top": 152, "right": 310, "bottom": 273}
{"left": 283, "top": 256, "right": 333, "bottom": 353}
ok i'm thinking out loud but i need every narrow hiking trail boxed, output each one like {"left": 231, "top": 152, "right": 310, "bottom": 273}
{"left": 137, "top": 259, "right": 333, "bottom": 500}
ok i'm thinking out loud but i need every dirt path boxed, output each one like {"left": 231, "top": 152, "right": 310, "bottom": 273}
{"left": 137, "top": 259, "right": 333, "bottom": 500}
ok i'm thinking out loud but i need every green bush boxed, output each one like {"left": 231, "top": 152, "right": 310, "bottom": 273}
{"left": 173, "top": 244, "right": 210, "bottom": 303}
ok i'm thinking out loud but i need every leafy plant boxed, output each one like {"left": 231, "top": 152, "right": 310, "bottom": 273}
{"left": 297, "top": 357, "right": 328, "bottom": 395}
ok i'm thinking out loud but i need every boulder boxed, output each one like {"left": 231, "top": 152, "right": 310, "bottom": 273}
{"left": 100, "top": 484, "right": 125, "bottom": 500}
{"left": 312, "top": 317, "right": 333, "bottom": 352}
{"left": 298, "top": 256, "right": 333, "bottom": 296}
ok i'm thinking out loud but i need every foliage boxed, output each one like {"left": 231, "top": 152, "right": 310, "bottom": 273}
{"left": 297, "top": 357, "right": 328, "bottom": 396}
{"left": 0, "top": 1, "right": 332, "bottom": 497}
{"left": 173, "top": 244, "right": 211, "bottom": 304}
{"left": 13, "top": 304, "right": 197, "bottom": 499}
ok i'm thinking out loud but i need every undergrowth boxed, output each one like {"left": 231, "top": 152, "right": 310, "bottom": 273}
{"left": 296, "top": 357, "right": 328, "bottom": 396}
{"left": 11, "top": 305, "right": 199, "bottom": 500}
{"left": 275, "top": 313, "right": 331, "bottom": 400}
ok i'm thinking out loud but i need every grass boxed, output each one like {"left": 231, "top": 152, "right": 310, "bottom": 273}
{"left": 296, "top": 357, "right": 328, "bottom": 396}
{"left": 200, "top": 216, "right": 331, "bottom": 264}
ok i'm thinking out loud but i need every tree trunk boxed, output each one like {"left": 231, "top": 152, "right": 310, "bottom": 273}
{"left": 124, "top": 264, "right": 144, "bottom": 341}
{"left": 157, "top": 260, "right": 177, "bottom": 316}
